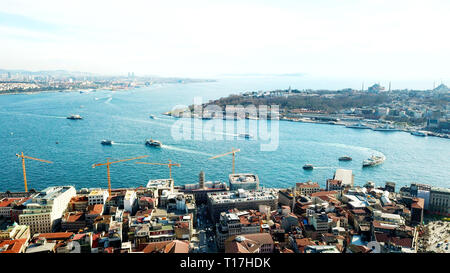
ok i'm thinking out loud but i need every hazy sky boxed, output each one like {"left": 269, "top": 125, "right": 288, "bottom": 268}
{"left": 0, "top": 0, "right": 449, "bottom": 80}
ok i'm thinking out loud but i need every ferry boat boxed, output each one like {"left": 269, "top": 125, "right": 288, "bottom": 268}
{"left": 101, "top": 140, "right": 114, "bottom": 145}
{"left": 67, "top": 114, "right": 83, "bottom": 120}
{"left": 239, "top": 133, "right": 253, "bottom": 139}
{"left": 145, "top": 139, "right": 162, "bottom": 147}
{"left": 338, "top": 156, "right": 352, "bottom": 161}
{"left": 373, "top": 124, "right": 400, "bottom": 132}
{"left": 410, "top": 131, "right": 427, "bottom": 137}
{"left": 346, "top": 122, "right": 371, "bottom": 129}
{"left": 302, "top": 164, "right": 314, "bottom": 170}
{"left": 362, "top": 155, "right": 385, "bottom": 167}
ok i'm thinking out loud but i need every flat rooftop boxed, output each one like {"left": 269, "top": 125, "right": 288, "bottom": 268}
{"left": 35, "top": 186, "right": 74, "bottom": 201}
{"left": 208, "top": 189, "right": 277, "bottom": 204}
{"left": 229, "top": 174, "right": 259, "bottom": 184}
{"left": 334, "top": 169, "right": 353, "bottom": 186}
{"left": 146, "top": 179, "right": 173, "bottom": 188}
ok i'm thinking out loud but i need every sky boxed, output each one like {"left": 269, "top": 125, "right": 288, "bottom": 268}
{"left": 0, "top": 0, "right": 449, "bottom": 81}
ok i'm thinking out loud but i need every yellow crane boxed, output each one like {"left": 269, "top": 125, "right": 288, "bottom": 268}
{"left": 135, "top": 160, "right": 180, "bottom": 179}
{"left": 209, "top": 147, "right": 241, "bottom": 174}
{"left": 16, "top": 152, "right": 53, "bottom": 192}
{"left": 92, "top": 155, "right": 148, "bottom": 195}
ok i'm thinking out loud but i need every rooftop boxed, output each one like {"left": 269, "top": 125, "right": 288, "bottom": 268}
{"left": 333, "top": 169, "right": 353, "bottom": 186}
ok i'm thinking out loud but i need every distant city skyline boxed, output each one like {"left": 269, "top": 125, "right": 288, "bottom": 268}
{"left": 1, "top": 0, "right": 449, "bottom": 81}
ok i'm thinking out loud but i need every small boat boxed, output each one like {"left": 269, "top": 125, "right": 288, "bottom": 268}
{"left": 346, "top": 122, "right": 371, "bottom": 129}
{"left": 67, "top": 114, "right": 83, "bottom": 120}
{"left": 149, "top": 115, "right": 156, "bottom": 119}
{"left": 411, "top": 131, "right": 427, "bottom": 137}
{"left": 302, "top": 164, "right": 314, "bottom": 170}
{"left": 101, "top": 140, "right": 114, "bottom": 145}
{"left": 145, "top": 139, "right": 162, "bottom": 147}
{"left": 238, "top": 133, "right": 253, "bottom": 139}
{"left": 373, "top": 124, "right": 399, "bottom": 132}
{"left": 339, "top": 156, "right": 352, "bottom": 161}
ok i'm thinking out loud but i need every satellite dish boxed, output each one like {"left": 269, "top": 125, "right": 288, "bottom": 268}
{"left": 367, "top": 241, "right": 381, "bottom": 253}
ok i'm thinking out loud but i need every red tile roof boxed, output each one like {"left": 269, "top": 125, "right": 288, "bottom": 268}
{"left": 0, "top": 238, "right": 28, "bottom": 253}
{"left": 411, "top": 198, "right": 424, "bottom": 209}
{"left": 35, "top": 232, "right": 74, "bottom": 241}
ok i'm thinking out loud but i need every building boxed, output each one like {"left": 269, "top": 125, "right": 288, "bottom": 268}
{"left": 180, "top": 171, "right": 228, "bottom": 204}
{"left": 385, "top": 182, "right": 396, "bottom": 193}
{"left": 215, "top": 210, "right": 261, "bottom": 250}
{"left": 429, "top": 187, "right": 450, "bottom": 216}
{"left": 18, "top": 186, "right": 76, "bottom": 235}
{"left": 88, "top": 189, "right": 109, "bottom": 205}
{"left": 410, "top": 198, "right": 424, "bottom": 225}
{"left": 124, "top": 190, "right": 137, "bottom": 213}
{"left": 229, "top": 173, "right": 259, "bottom": 191}
{"left": 0, "top": 224, "right": 30, "bottom": 241}
{"left": 207, "top": 189, "right": 278, "bottom": 222}
{"left": 327, "top": 169, "right": 354, "bottom": 191}
{"left": 296, "top": 181, "right": 320, "bottom": 196}
{"left": 224, "top": 233, "right": 274, "bottom": 253}
{"left": 61, "top": 212, "right": 86, "bottom": 232}
{"left": 146, "top": 179, "right": 174, "bottom": 198}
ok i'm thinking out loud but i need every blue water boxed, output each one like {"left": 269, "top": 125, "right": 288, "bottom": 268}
{"left": 0, "top": 76, "right": 449, "bottom": 192}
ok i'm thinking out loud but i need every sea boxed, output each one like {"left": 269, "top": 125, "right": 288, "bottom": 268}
{"left": 0, "top": 75, "right": 449, "bottom": 192}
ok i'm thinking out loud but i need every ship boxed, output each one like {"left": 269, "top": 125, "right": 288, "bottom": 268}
{"left": 302, "top": 164, "right": 314, "bottom": 170}
{"left": 339, "top": 156, "right": 352, "bottom": 161}
{"left": 145, "top": 139, "right": 162, "bottom": 147}
{"left": 373, "top": 124, "right": 400, "bottom": 132}
{"left": 346, "top": 122, "right": 371, "bottom": 129}
{"left": 410, "top": 131, "right": 427, "bottom": 137}
{"left": 362, "top": 155, "right": 385, "bottom": 167}
{"left": 67, "top": 114, "right": 83, "bottom": 120}
{"left": 238, "top": 133, "right": 253, "bottom": 139}
{"left": 101, "top": 140, "right": 114, "bottom": 145}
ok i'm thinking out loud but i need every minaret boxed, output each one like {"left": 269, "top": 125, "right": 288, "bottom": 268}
{"left": 199, "top": 170, "right": 205, "bottom": 189}
{"left": 388, "top": 82, "right": 391, "bottom": 92}
{"left": 361, "top": 82, "right": 364, "bottom": 92}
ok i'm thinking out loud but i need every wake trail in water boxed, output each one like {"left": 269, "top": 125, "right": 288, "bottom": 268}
{"left": 161, "top": 145, "right": 214, "bottom": 157}
{"left": 0, "top": 111, "right": 67, "bottom": 119}
{"left": 112, "top": 142, "right": 141, "bottom": 146}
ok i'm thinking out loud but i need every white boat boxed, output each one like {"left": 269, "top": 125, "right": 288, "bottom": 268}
{"left": 145, "top": 139, "right": 162, "bottom": 147}
{"left": 67, "top": 114, "right": 83, "bottom": 120}
{"left": 411, "top": 131, "right": 427, "bottom": 137}
{"left": 363, "top": 155, "right": 385, "bottom": 167}
{"left": 373, "top": 124, "right": 400, "bottom": 131}
{"left": 346, "top": 122, "right": 371, "bottom": 129}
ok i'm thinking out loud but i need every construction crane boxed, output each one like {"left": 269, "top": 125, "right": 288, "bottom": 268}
{"left": 135, "top": 160, "right": 180, "bottom": 179}
{"left": 16, "top": 152, "right": 53, "bottom": 192}
{"left": 209, "top": 147, "right": 241, "bottom": 174}
{"left": 92, "top": 155, "right": 148, "bottom": 195}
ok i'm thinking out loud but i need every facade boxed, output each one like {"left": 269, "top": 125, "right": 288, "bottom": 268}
{"left": 18, "top": 186, "right": 76, "bottom": 235}
{"left": 296, "top": 181, "right": 320, "bottom": 196}
{"left": 207, "top": 189, "right": 278, "bottom": 222}
{"left": 88, "top": 190, "right": 109, "bottom": 206}
{"left": 429, "top": 187, "right": 450, "bottom": 216}
{"left": 229, "top": 174, "right": 259, "bottom": 191}
{"left": 215, "top": 211, "right": 261, "bottom": 250}
{"left": 124, "top": 190, "right": 137, "bottom": 213}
